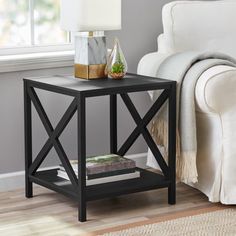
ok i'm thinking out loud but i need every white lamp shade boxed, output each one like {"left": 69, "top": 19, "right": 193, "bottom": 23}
{"left": 60, "top": 0, "right": 121, "bottom": 32}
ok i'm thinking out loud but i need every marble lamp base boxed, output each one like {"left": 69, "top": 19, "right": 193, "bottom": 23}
{"left": 74, "top": 35, "right": 107, "bottom": 79}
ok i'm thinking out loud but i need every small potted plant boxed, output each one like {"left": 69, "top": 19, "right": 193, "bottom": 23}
{"left": 106, "top": 38, "right": 128, "bottom": 79}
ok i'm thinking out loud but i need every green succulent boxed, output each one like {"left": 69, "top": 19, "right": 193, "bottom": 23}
{"left": 111, "top": 62, "right": 125, "bottom": 74}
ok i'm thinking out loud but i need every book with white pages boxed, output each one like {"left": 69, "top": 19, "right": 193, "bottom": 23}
{"left": 57, "top": 169, "right": 140, "bottom": 186}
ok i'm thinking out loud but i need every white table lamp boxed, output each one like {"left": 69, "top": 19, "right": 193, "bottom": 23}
{"left": 60, "top": 0, "right": 121, "bottom": 79}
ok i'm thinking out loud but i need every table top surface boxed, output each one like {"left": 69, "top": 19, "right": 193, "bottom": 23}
{"left": 24, "top": 73, "right": 174, "bottom": 96}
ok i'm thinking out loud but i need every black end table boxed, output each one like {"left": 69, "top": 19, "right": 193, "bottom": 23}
{"left": 24, "top": 73, "right": 176, "bottom": 222}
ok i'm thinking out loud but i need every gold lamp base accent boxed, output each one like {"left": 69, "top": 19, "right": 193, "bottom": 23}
{"left": 74, "top": 64, "right": 107, "bottom": 80}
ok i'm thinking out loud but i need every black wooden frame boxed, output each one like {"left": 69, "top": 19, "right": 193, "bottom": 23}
{"left": 24, "top": 75, "right": 176, "bottom": 222}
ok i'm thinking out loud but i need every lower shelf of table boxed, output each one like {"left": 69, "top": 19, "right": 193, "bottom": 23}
{"left": 29, "top": 168, "right": 170, "bottom": 201}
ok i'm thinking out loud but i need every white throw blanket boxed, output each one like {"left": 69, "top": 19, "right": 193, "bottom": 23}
{"left": 149, "top": 51, "right": 236, "bottom": 184}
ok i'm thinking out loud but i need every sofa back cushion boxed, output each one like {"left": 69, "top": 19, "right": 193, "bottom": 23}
{"left": 161, "top": 1, "right": 236, "bottom": 58}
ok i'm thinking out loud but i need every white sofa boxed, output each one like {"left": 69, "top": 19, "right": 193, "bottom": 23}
{"left": 138, "top": 0, "right": 236, "bottom": 204}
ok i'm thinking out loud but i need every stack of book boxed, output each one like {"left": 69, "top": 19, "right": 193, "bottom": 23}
{"left": 57, "top": 154, "right": 140, "bottom": 185}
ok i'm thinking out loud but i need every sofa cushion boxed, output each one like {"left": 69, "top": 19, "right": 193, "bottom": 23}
{"left": 162, "top": 1, "right": 236, "bottom": 58}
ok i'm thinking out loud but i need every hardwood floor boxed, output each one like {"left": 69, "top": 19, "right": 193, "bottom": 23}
{"left": 0, "top": 183, "right": 214, "bottom": 236}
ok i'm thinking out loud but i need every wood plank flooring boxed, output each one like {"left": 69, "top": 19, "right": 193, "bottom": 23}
{"left": 0, "top": 183, "right": 215, "bottom": 236}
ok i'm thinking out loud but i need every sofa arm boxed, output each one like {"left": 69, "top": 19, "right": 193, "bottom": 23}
{"left": 138, "top": 53, "right": 236, "bottom": 114}
{"left": 137, "top": 52, "right": 171, "bottom": 77}
{"left": 195, "top": 65, "right": 236, "bottom": 114}
{"left": 137, "top": 52, "right": 172, "bottom": 100}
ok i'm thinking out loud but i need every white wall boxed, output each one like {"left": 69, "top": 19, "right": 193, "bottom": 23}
{"left": 106, "top": 0, "right": 171, "bottom": 72}
{"left": 0, "top": 0, "right": 171, "bottom": 174}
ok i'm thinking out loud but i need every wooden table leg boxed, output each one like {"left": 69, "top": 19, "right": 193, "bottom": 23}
{"left": 110, "top": 94, "right": 117, "bottom": 154}
{"left": 24, "top": 81, "right": 33, "bottom": 198}
{"left": 78, "top": 95, "right": 87, "bottom": 222}
{"left": 168, "top": 83, "right": 176, "bottom": 205}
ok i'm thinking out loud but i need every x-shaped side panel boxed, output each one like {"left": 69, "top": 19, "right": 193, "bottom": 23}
{"left": 27, "top": 86, "right": 78, "bottom": 188}
{"left": 118, "top": 90, "right": 169, "bottom": 177}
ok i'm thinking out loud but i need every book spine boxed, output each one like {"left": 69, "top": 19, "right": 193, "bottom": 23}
{"left": 59, "top": 163, "right": 136, "bottom": 176}
{"left": 87, "top": 161, "right": 136, "bottom": 175}
{"left": 57, "top": 170, "right": 141, "bottom": 185}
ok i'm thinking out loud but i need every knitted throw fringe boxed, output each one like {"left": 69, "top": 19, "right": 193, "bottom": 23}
{"left": 177, "top": 152, "right": 198, "bottom": 184}
{"left": 151, "top": 119, "right": 198, "bottom": 184}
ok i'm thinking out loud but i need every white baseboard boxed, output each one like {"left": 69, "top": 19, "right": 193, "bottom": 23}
{"left": 0, "top": 153, "right": 147, "bottom": 192}
{"left": 0, "top": 166, "right": 58, "bottom": 192}
{"left": 125, "top": 153, "right": 147, "bottom": 169}
{"left": 0, "top": 170, "right": 25, "bottom": 192}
